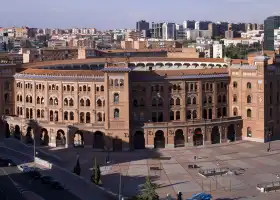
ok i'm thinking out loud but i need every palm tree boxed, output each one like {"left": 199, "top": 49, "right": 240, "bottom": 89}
{"left": 136, "top": 176, "right": 159, "bottom": 200}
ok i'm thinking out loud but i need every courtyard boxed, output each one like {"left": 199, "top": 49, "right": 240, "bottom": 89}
{"left": 38, "top": 140, "right": 280, "bottom": 199}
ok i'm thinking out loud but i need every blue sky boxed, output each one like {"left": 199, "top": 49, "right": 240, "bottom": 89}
{"left": 1, "top": 0, "right": 280, "bottom": 30}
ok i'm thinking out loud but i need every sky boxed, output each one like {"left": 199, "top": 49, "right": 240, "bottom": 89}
{"left": 1, "top": 0, "right": 280, "bottom": 30}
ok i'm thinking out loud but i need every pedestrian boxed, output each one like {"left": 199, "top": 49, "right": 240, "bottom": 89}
{"left": 166, "top": 194, "right": 172, "bottom": 200}
{"left": 177, "top": 191, "right": 182, "bottom": 200}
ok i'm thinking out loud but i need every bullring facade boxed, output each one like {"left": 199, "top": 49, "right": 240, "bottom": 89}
{"left": 1, "top": 55, "right": 279, "bottom": 151}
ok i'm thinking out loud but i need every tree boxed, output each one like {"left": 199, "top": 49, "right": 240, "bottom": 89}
{"left": 91, "top": 157, "right": 101, "bottom": 185}
{"left": 136, "top": 176, "right": 159, "bottom": 200}
{"left": 73, "top": 156, "right": 81, "bottom": 176}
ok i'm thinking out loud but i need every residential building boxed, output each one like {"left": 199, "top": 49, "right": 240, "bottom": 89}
{"left": 151, "top": 22, "right": 163, "bottom": 39}
{"left": 225, "top": 30, "right": 234, "bottom": 39}
{"left": 212, "top": 41, "right": 223, "bottom": 58}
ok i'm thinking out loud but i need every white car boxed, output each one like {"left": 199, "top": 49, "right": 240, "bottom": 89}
{"left": 17, "top": 165, "right": 35, "bottom": 173}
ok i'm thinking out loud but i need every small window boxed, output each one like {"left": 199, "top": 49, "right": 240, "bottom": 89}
{"left": 247, "top": 109, "right": 252, "bottom": 118}
{"left": 247, "top": 95, "right": 251, "bottom": 104}
{"left": 113, "top": 93, "right": 119, "bottom": 103}
{"left": 247, "top": 82, "right": 252, "bottom": 89}
{"left": 114, "top": 108, "right": 119, "bottom": 119}
{"left": 233, "top": 81, "right": 238, "bottom": 88}
{"left": 247, "top": 127, "right": 252, "bottom": 137}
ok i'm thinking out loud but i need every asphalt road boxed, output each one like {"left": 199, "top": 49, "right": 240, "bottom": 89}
{"left": 0, "top": 167, "right": 26, "bottom": 200}
{"left": 2, "top": 166, "right": 81, "bottom": 200}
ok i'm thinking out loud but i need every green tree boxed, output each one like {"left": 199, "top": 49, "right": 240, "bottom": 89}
{"left": 91, "top": 157, "right": 101, "bottom": 185}
{"left": 136, "top": 176, "right": 159, "bottom": 200}
{"left": 73, "top": 156, "right": 81, "bottom": 176}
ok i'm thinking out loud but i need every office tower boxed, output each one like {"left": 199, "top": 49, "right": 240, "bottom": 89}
{"left": 136, "top": 20, "right": 149, "bottom": 32}
{"left": 162, "top": 23, "right": 176, "bottom": 40}
{"left": 264, "top": 16, "right": 280, "bottom": 50}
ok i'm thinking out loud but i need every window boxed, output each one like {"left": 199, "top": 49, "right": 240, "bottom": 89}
{"left": 86, "top": 99, "right": 90, "bottom": 106}
{"left": 64, "top": 98, "right": 69, "bottom": 106}
{"left": 80, "top": 113, "right": 85, "bottom": 123}
{"left": 70, "top": 112, "right": 74, "bottom": 120}
{"left": 222, "top": 107, "right": 227, "bottom": 116}
{"left": 113, "top": 93, "right": 119, "bottom": 103}
{"left": 192, "top": 97, "right": 196, "bottom": 105}
{"left": 233, "top": 81, "right": 238, "bottom": 88}
{"left": 247, "top": 127, "right": 252, "bottom": 137}
{"left": 176, "top": 111, "right": 180, "bottom": 120}
{"left": 193, "top": 110, "right": 197, "bottom": 119}
{"left": 64, "top": 111, "right": 68, "bottom": 120}
{"left": 247, "top": 109, "right": 252, "bottom": 118}
{"left": 69, "top": 98, "right": 74, "bottom": 106}
{"left": 97, "top": 112, "right": 102, "bottom": 121}
{"left": 222, "top": 95, "right": 227, "bottom": 103}
{"left": 80, "top": 99, "right": 85, "bottom": 106}
{"left": 186, "top": 97, "right": 191, "bottom": 105}
{"left": 97, "top": 99, "right": 102, "bottom": 107}
{"left": 175, "top": 98, "right": 180, "bottom": 105}
{"left": 233, "top": 94, "right": 237, "bottom": 102}
{"left": 208, "top": 96, "right": 212, "bottom": 104}
{"left": 247, "top": 82, "right": 252, "bottom": 89}
{"left": 114, "top": 108, "right": 120, "bottom": 119}
{"left": 186, "top": 110, "right": 191, "bottom": 119}
{"left": 218, "top": 95, "right": 221, "bottom": 103}
{"left": 86, "top": 112, "right": 90, "bottom": 123}
{"left": 247, "top": 95, "right": 251, "bottom": 104}
{"left": 233, "top": 107, "right": 238, "bottom": 116}
{"left": 170, "top": 111, "right": 174, "bottom": 120}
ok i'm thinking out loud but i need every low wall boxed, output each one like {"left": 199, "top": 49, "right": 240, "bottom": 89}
{"left": 35, "top": 157, "right": 52, "bottom": 169}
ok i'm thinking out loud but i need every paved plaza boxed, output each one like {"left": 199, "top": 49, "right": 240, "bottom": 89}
{"left": 14, "top": 140, "right": 280, "bottom": 199}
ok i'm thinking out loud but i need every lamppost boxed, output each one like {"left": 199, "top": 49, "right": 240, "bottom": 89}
{"left": 266, "top": 127, "right": 272, "bottom": 152}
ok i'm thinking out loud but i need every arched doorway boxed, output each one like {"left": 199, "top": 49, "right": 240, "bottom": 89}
{"left": 14, "top": 125, "right": 21, "bottom": 140}
{"left": 5, "top": 123, "right": 10, "bottom": 138}
{"left": 174, "top": 129, "right": 185, "bottom": 148}
{"left": 74, "top": 131, "right": 84, "bottom": 148}
{"left": 40, "top": 129, "right": 49, "bottom": 146}
{"left": 211, "top": 126, "right": 220, "bottom": 144}
{"left": 134, "top": 131, "right": 145, "bottom": 149}
{"left": 25, "top": 127, "right": 34, "bottom": 144}
{"left": 56, "top": 130, "right": 66, "bottom": 147}
{"left": 154, "top": 130, "right": 165, "bottom": 148}
{"left": 193, "top": 128, "right": 203, "bottom": 146}
{"left": 113, "top": 137, "right": 122, "bottom": 152}
{"left": 227, "top": 124, "right": 236, "bottom": 142}
{"left": 93, "top": 131, "right": 104, "bottom": 149}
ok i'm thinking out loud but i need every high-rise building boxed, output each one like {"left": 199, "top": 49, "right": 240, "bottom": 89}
{"left": 136, "top": 20, "right": 149, "bottom": 32}
{"left": 183, "top": 20, "right": 195, "bottom": 29}
{"left": 162, "top": 23, "right": 176, "bottom": 40}
{"left": 264, "top": 16, "right": 280, "bottom": 50}
{"left": 151, "top": 22, "right": 163, "bottom": 39}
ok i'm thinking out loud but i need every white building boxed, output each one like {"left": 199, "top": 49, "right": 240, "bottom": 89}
{"left": 212, "top": 41, "right": 223, "bottom": 58}
{"left": 221, "top": 38, "right": 262, "bottom": 47}
{"left": 274, "top": 28, "right": 280, "bottom": 50}
{"left": 195, "top": 21, "right": 200, "bottom": 30}
{"left": 162, "top": 23, "right": 176, "bottom": 40}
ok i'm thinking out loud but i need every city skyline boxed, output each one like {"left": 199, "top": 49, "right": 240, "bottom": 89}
{"left": 1, "top": 0, "right": 280, "bottom": 30}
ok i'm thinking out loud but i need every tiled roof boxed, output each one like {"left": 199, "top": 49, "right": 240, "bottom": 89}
{"left": 19, "top": 68, "right": 103, "bottom": 76}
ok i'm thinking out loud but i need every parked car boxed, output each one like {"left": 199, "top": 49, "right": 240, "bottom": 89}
{"left": 28, "top": 170, "right": 42, "bottom": 180}
{"left": 0, "top": 158, "right": 16, "bottom": 167}
{"left": 17, "top": 165, "right": 34, "bottom": 173}
{"left": 41, "top": 176, "right": 54, "bottom": 184}
{"left": 50, "top": 180, "right": 64, "bottom": 190}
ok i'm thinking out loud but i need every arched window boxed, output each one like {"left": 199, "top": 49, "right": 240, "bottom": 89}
{"left": 25, "top": 96, "right": 29, "bottom": 103}
{"left": 218, "top": 95, "right": 221, "bottom": 103}
{"left": 86, "top": 99, "right": 90, "bottom": 106}
{"left": 114, "top": 108, "right": 120, "bottom": 119}
{"left": 49, "top": 98, "right": 53, "bottom": 105}
{"left": 176, "top": 111, "right": 180, "bottom": 120}
{"left": 41, "top": 97, "right": 44, "bottom": 104}
{"left": 114, "top": 79, "right": 119, "bottom": 87}
{"left": 233, "top": 107, "right": 238, "bottom": 116}
{"left": 97, "top": 99, "right": 102, "bottom": 107}
{"left": 152, "top": 98, "right": 157, "bottom": 106}
{"left": 170, "top": 98, "right": 174, "bottom": 106}
{"left": 109, "top": 79, "right": 113, "bottom": 86}
{"left": 37, "top": 97, "right": 40, "bottom": 104}
{"left": 233, "top": 81, "right": 238, "bottom": 88}
{"left": 186, "top": 110, "right": 192, "bottom": 119}
{"left": 70, "top": 112, "right": 74, "bottom": 120}
{"left": 41, "top": 110, "right": 44, "bottom": 118}
{"left": 71, "top": 86, "right": 74, "bottom": 91}
{"left": 247, "top": 127, "right": 252, "bottom": 137}
{"left": 64, "top": 111, "right": 68, "bottom": 120}
{"left": 67, "top": 85, "right": 70, "bottom": 91}
{"left": 86, "top": 112, "right": 90, "bottom": 123}
{"left": 20, "top": 95, "right": 22, "bottom": 102}
{"left": 88, "top": 86, "right": 91, "bottom": 91}
{"left": 80, "top": 112, "right": 85, "bottom": 123}
{"left": 69, "top": 98, "right": 74, "bottom": 106}
{"left": 83, "top": 85, "right": 87, "bottom": 91}
{"left": 120, "top": 79, "right": 124, "bottom": 87}
{"left": 222, "top": 95, "right": 227, "bottom": 103}
{"left": 64, "top": 98, "right": 69, "bottom": 106}
{"left": 37, "top": 109, "right": 40, "bottom": 118}
{"left": 100, "top": 85, "right": 104, "bottom": 91}
{"left": 247, "top": 109, "right": 252, "bottom": 118}
{"left": 187, "top": 97, "right": 191, "bottom": 105}
{"left": 247, "top": 95, "right": 252, "bottom": 104}
{"left": 247, "top": 82, "right": 252, "bottom": 89}
{"left": 233, "top": 94, "right": 237, "bottom": 102}
{"left": 192, "top": 97, "right": 196, "bottom": 105}
{"left": 97, "top": 112, "right": 102, "bottom": 121}
{"left": 54, "top": 98, "right": 58, "bottom": 105}
{"left": 114, "top": 93, "right": 119, "bottom": 103}
{"left": 56, "top": 85, "right": 59, "bottom": 91}
{"left": 80, "top": 99, "right": 85, "bottom": 106}
{"left": 193, "top": 110, "right": 197, "bottom": 119}
{"left": 208, "top": 96, "right": 212, "bottom": 104}
{"left": 79, "top": 86, "right": 82, "bottom": 91}
{"left": 50, "top": 110, "right": 53, "bottom": 121}
{"left": 176, "top": 98, "right": 180, "bottom": 105}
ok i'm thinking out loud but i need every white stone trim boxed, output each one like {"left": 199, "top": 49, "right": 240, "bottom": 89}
{"left": 242, "top": 136, "right": 264, "bottom": 143}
